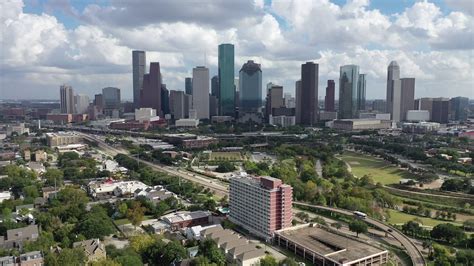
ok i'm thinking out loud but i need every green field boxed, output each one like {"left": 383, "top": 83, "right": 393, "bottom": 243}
{"left": 340, "top": 152, "right": 412, "bottom": 185}
{"left": 387, "top": 209, "right": 461, "bottom": 227}
{"left": 209, "top": 151, "right": 242, "bottom": 161}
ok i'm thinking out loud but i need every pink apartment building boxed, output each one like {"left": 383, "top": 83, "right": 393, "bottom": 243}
{"left": 229, "top": 176, "right": 293, "bottom": 240}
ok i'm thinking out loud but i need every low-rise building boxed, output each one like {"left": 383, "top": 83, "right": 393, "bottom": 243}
{"left": 73, "top": 239, "right": 106, "bottom": 263}
{"left": 269, "top": 115, "right": 295, "bottom": 127}
{"left": 0, "top": 225, "right": 39, "bottom": 249}
{"left": 162, "top": 211, "right": 211, "bottom": 230}
{"left": 401, "top": 122, "right": 440, "bottom": 133}
{"left": 0, "top": 251, "right": 43, "bottom": 266}
{"left": 6, "top": 123, "right": 29, "bottom": 136}
{"left": 175, "top": 119, "right": 200, "bottom": 128}
{"left": 332, "top": 119, "right": 391, "bottom": 131}
{"left": 45, "top": 132, "right": 82, "bottom": 147}
{"left": 274, "top": 224, "right": 388, "bottom": 266}
{"left": 0, "top": 191, "right": 12, "bottom": 203}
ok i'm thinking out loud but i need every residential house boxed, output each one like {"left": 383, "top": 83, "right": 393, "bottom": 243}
{"left": 73, "top": 239, "right": 106, "bottom": 263}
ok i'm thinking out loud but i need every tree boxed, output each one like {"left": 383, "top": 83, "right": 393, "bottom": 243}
{"left": 118, "top": 202, "right": 128, "bottom": 218}
{"left": 260, "top": 255, "right": 278, "bottom": 266}
{"left": 90, "top": 258, "right": 121, "bottom": 266}
{"left": 127, "top": 201, "right": 146, "bottom": 229}
{"left": 129, "top": 234, "right": 156, "bottom": 254}
{"left": 76, "top": 206, "right": 116, "bottom": 239}
{"left": 280, "top": 257, "right": 298, "bottom": 266}
{"left": 463, "top": 219, "right": 474, "bottom": 231}
{"left": 215, "top": 161, "right": 236, "bottom": 173}
{"left": 43, "top": 169, "right": 64, "bottom": 187}
{"left": 430, "top": 223, "right": 465, "bottom": 244}
{"left": 45, "top": 248, "right": 86, "bottom": 266}
{"left": 331, "top": 222, "right": 342, "bottom": 230}
{"left": 349, "top": 219, "right": 368, "bottom": 237}
{"left": 198, "top": 239, "right": 226, "bottom": 265}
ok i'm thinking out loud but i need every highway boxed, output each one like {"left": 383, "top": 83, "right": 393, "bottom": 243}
{"left": 79, "top": 132, "right": 425, "bottom": 265}
{"left": 293, "top": 202, "right": 426, "bottom": 266}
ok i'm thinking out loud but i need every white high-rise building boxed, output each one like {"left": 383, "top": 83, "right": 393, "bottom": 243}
{"left": 192, "top": 66, "right": 210, "bottom": 120}
{"left": 60, "top": 85, "right": 75, "bottom": 114}
{"left": 74, "top": 94, "right": 90, "bottom": 114}
{"left": 386, "top": 61, "right": 402, "bottom": 122}
{"left": 132, "top": 50, "right": 146, "bottom": 108}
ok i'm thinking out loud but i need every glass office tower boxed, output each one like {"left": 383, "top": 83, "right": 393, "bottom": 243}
{"left": 338, "top": 65, "right": 359, "bottom": 119}
{"left": 218, "top": 44, "right": 235, "bottom": 116}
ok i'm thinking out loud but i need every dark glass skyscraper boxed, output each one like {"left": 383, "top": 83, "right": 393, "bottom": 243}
{"left": 450, "top": 96, "right": 469, "bottom": 121}
{"left": 338, "top": 65, "right": 359, "bottom": 119}
{"left": 357, "top": 74, "right": 366, "bottom": 111}
{"left": 141, "top": 62, "right": 162, "bottom": 116}
{"left": 211, "top": 75, "right": 219, "bottom": 98}
{"left": 300, "top": 62, "right": 319, "bottom": 125}
{"left": 161, "top": 84, "right": 170, "bottom": 115}
{"left": 185, "top": 77, "right": 193, "bottom": 95}
{"left": 132, "top": 50, "right": 146, "bottom": 108}
{"left": 325, "top": 80, "right": 335, "bottom": 112}
{"left": 239, "top": 60, "right": 262, "bottom": 112}
{"left": 218, "top": 44, "right": 235, "bottom": 116}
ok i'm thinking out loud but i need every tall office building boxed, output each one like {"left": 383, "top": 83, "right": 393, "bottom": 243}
{"left": 229, "top": 176, "right": 293, "bottom": 240}
{"left": 450, "top": 97, "right": 469, "bottom": 121}
{"left": 192, "top": 66, "right": 210, "bottom": 119}
{"left": 141, "top": 62, "right": 162, "bottom": 116}
{"left": 431, "top": 98, "right": 450, "bottom": 123}
{"left": 386, "top": 61, "right": 402, "bottom": 121}
{"left": 60, "top": 85, "right": 75, "bottom": 114}
{"left": 185, "top": 77, "right": 193, "bottom": 95}
{"left": 184, "top": 94, "right": 192, "bottom": 118}
{"left": 357, "top": 74, "right": 366, "bottom": 111}
{"left": 161, "top": 84, "right": 170, "bottom": 115}
{"left": 300, "top": 62, "right": 319, "bottom": 125}
{"left": 102, "top": 87, "right": 121, "bottom": 110}
{"left": 295, "top": 80, "right": 302, "bottom": 124}
{"left": 74, "top": 94, "right": 90, "bottom": 114}
{"left": 239, "top": 60, "right": 262, "bottom": 112}
{"left": 372, "top": 100, "right": 387, "bottom": 113}
{"left": 169, "top": 90, "right": 185, "bottom": 120}
{"left": 338, "top": 65, "right": 359, "bottom": 119}
{"left": 265, "top": 85, "right": 284, "bottom": 119}
{"left": 415, "top": 97, "right": 434, "bottom": 120}
{"left": 400, "top": 78, "right": 415, "bottom": 121}
{"left": 132, "top": 50, "right": 146, "bottom": 108}
{"left": 325, "top": 80, "right": 335, "bottom": 112}
{"left": 218, "top": 43, "right": 235, "bottom": 116}
{"left": 211, "top": 75, "right": 219, "bottom": 98}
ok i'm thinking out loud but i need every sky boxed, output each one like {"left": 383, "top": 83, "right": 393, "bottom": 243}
{"left": 0, "top": 0, "right": 473, "bottom": 100}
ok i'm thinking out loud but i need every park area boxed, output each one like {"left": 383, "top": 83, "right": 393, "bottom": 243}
{"left": 339, "top": 151, "right": 411, "bottom": 185}
{"left": 387, "top": 209, "right": 462, "bottom": 227}
{"left": 208, "top": 151, "right": 243, "bottom": 161}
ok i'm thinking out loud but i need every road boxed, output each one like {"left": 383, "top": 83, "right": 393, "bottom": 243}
{"left": 293, "top": 202, "right": 426, "bottom": 266}
{"left": 80, "top": 132, "right": 425, "bottom": 265}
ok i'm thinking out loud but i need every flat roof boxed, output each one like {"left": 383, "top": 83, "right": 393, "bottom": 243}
{"left": 276, "top": 225, "right": 386, "bottom": 263}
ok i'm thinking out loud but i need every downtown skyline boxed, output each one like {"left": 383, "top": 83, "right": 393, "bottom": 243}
{"left": 1, "top": 0, "right": 473, "bottom": 100}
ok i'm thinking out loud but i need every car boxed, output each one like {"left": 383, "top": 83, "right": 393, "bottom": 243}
{"left": 387, "top": 229, "right": 393, "bottom": 233}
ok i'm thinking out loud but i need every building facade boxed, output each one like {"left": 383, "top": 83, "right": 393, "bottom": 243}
{"left": 141, "top": 62, "right": 162, "bottom": 116}
{"left": 229, "top": 176, "right": 292, "bottom": 240}
{"left": 357, "top": 73, "right": 366, "bottom": 111}
{"left": 239, "top": 60, "right": 262, "bottom": 112}
{"left": 132, "top": 50, "right": 146, "bottom": 108}
{"left": 60, "top": 84, "right": 75, "bottom": 114}
{"left": 295, "top": 80, "right": 302, "bottom": 124}
{"left": 265, "top": 85, "right": 284, "bottom": 120}
{"left": 74, "top": 94, "right": 90, "bottom": 114}
{"left": 432, "top": 98, "right": 450, "bottom": 123}
{"left": 185, "top": 77, "right": 193, "bottom": 95}
{"left": 192, "top": 66, "right": 210, "bottom": 120}
{"left": 218, "top": 44, "right": 235, "bottom": 116}
{"left": 300, "top": 62, "right": 319, "bottom": 125}
{"left": 400, "top": 78, "right": 415, "bottom": 121}
{"left": 450, "top": 96, "right": 469, "bottom": 121}
{"left": 338, "top": 65, "right": 359, "bottom": 119}
{"left": 169, "top": 90, "right": 185, "bottom": 120}
{"left": 324, "top": 80, "right": 335, "bottom": 112}
{"left": 102, "top": 87, "right": 121, "bottom": 116}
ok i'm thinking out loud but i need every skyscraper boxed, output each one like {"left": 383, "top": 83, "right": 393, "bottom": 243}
{"left": 239, "top": 60, "right": 262, "bottom": 112}
{"left": 192, "top": 66, "right": 210, "bottom": 119}
{"left": 218, "top": 43, "right": 235, "bottom": 116}
{"left": 132, "top": 50, "right": 146, "bottom": 108}
{"left": 300, "top": 62, "right": 319, "bottom": 125}
{"left": 295, "top": 80, "right": 302, "bottom": 124}
{"left": 141, "top": 62, "right": 162, "bottom": 116}
{"left": 432, "top": 98, "right": 450, "bottom": 123}
{"left": 400, "top": 78, "right": 415, "bottom": 121}
{"left": 450, "top": 97, "right": 469, "bottom": 121}
{"left": 386, "top": 61, "right": 402, "bottom": 121}
{"left": 265, "top": 84, "right": 284, "bottom": 119}
{"left": 169, "top": 90, "right": 185, "bottom": 120}
{"left": 74, "top": 94, "right": 90, "bottom": 114}
{"left": 325, "top": 80, "right": 335, "bottom": 112}
{"left": 102, "top": 87, "right": 121, "bottom": 108}
{"left": 357, "top": 74, "right": 366, "bottom": 111}
{"left": 60, "top": 85, "right": 75, "bottom": 114}
{"left": 338, "top": 65, "right": 359, "bottom": 119}
{"left": 211, "top": 75, "right": 219, "bottom": 98}
{"left": 185, "top": 77, "right": 193, "bottom": 95}
{"left": 161, "top": 84, "right": 170, "bottom": 115}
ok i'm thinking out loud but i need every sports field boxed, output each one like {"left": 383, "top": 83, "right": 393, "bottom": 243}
{"left": 339, "top": 151, "right": 411, "bottom": 185}
{"left": 209, "top": 151, "right": 242, "bottom": 161}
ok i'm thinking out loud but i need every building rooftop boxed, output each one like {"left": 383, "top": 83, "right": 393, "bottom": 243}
{"left": 276, "top": 225, "right": 387, "bottom": 264}
{"left": 162, "top": 211, "right": 211, "bottom": 224}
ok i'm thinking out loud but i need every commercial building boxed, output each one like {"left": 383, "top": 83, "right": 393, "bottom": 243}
{"left": 239, "top": 60, "right": 262, "bottom": 112}
{"left": 169, "top": 90, "right": 186, "bottom": 120}
{"left": 406, "top": 110, "right": 430, "bottom": 122}
{"left": 132, "top": 50, "right": 146, "bottom": 108}
{"left": 332, "top": 119, "right": 391, "bottom": 131}
{"left": 401, "top": 122, "right": 440, "bottom": 133}
{"left": 192, "top": 66, "right": 210, "bottom": 120}
{"left": 450, "top": 96, "right": 469, "bottom": 121}
{"left": 386, "top": 61, "right": 415, "bottom": 122}
{"left": 0, "top": 251, "right": 43, "bottom": 266}
{"left": 135, "top": 108, "right": 157, "bottom": 122}
{"left": 265, "top": 84, "right": 284, "bottom": 120}
{"left": 357, "top": 74, "right": 366, "bottom": 111}
{"left": 45, "top": 132, "right": 82, "bottom": 147}
{"left": 60, "top": 84, "right": 75, "bottom": 114}
{"left": 299, "top": 62, "right": 319, "bottom": 125}
{"left": 372, "top": 99, "right": 386, "bottom": 113}
{"left": 163, "top": 134, "right": 218, "bottom": 149}
{"left": 175, "top": 119, "right": 200, "bottom": 128}
{"left": 431, "top": 98, "right": 450, "bottom": 124}
{"left": 185, "top": 77, "right": 193, "bottom": 95}
{"left": 295, "top": 80, "right": 302, "bottom": 124}
{"left": 229, "top": 176, "right": 292, "bottom": 240}
{"left": 0, "top": 225, "right": 39, "bottom": 249}
{"left": 338, "top": 65, "right": 360, "bottom": 119}
{"left": 162, "top": 211, "right": 211, "bottom": 231}
{"left": 218, "top": 43, "right": 235, "bottom": 116}
{"left": 5, "top": 123, "right": 29, "bottom": 136}
{"left": 269, "top": 115, "right": 296, "bottom": 127}
{"left": 211, "top": 75, "right": 219, "bottom": 99}
{"left": 415, "top": 97, "right": 434, "bottom": 120}
{"left": 102, "top": 87, "right": 121, "bottom": 116}
{"left": 161, "top": 84, "right": 170, "bottom": 115}
{"left": 400, "top": 78, "right": 415, "bottom": 121}
{"left": 325, "top": 80, "right": 335, "bottom": 112}
{"left": 141, "top": 62, "right": 162, "bottom": 116}
{"left": 74, "top": 94, "right": 90, "bottom": 114}
{"left": 274, "top": 224, "right": 389, "bottom": 266}
{"left": 319, "top": 111, "right": 338, "bottom": 121}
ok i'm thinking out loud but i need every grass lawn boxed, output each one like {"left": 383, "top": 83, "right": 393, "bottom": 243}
{"left": 339, "top": 151, "right": 413, "bottom": 185}
{"left": 387, "top": 209, "right": 461, "bottom": 227}
{"left": 209, "top": 151, "right": 242, "bottom": 161}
